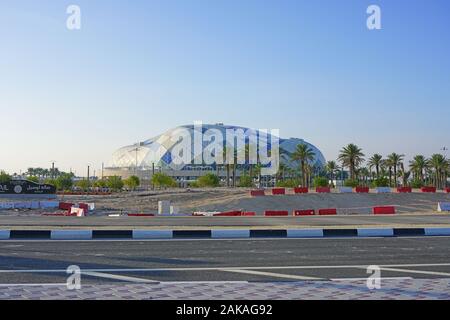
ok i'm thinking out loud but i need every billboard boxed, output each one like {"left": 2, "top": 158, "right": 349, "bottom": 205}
{"left": 0, "top": 180, "right": 56, "bottom": 195}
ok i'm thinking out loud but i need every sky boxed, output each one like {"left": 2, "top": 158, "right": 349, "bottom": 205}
{"left": 0, "top": 0, "right": 449, "bottom": 176}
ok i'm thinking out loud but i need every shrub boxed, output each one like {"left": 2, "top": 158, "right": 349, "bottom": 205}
{"left": 239, "top": 175, "right": 254, "bottom": 187}
{"left": 76, "top": 179, "right": 91, "bottom": 191}
{"left": 107, "top": 176, "right": 124, "bottom": 191}
{"left": 124, "top": 175, "right": 140, "bottom": 190}
{"left": 197, "top": 174, "right": 220, "bottom": 187}
{"left": 313, "top": 176, "right": 329, "bottom": 187}
{"left": 344, "top": 179, "right": 359, "bottom": 188}
{"left": 276, "top": 179, "right": 301, "bottom": 188}
{"left": 93, "top": 179, "right": 108, "bottom": 188}
{"left": 410, "top": 179, "right": 423, "bottom": 188}
{"left": 152, "top": 173, "right": 176, "bottom": 188}
{"left": 371, "top": 177, "right": 389, "bottom": 188}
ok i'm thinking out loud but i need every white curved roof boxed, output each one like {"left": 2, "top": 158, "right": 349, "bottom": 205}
{"left": 110, "top": 124, "right": 326, "bottom": 170}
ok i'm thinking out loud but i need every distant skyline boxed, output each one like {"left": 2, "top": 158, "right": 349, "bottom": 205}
{"left": 1, "top": 0, "right": 449, "bottom": 176}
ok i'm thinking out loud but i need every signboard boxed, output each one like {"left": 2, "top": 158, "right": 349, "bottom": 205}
{"left": 0, "top": 180, "right": 56, "bottom": 196}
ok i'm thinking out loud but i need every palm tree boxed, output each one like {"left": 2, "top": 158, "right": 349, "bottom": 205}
{"left": 290, "top": 144, "right": 315, "bottom": 187}
{"left": 222, "top": 146, "right": 231, "bottom": 187}
{"left": 368, "top": 154, "right": 383, "bottom": 179}
{"left": 338, "top": 144, "right": 365, "bottom": 181}
{"left": 409, "top": 155, "right": 428, "bottom": 182}
{"left": 325, "top": 161, "right": 338, "bottom": 186}
{"left": 428, "top": 154, "right": 447, "bottom": 189}
{"left": 386, "top": 153, "right": 404, "bottom": 187}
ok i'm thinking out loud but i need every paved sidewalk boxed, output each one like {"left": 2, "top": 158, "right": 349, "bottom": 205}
{"left": 1, "top": 279, "right": 449, "bottom": 300}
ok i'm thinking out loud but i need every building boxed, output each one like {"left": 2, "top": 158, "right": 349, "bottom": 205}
{"left": 103, "top": 124, "right": 326, "bottom": 186}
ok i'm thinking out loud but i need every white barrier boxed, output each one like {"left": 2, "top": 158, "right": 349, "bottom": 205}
{"left": 376, "top": 187, "right": 391, "bottom": 193}
{"left": 133, "top": 230, "right": 173, "bottom": 239}
{"left": 70, "top": 207, "right": 85, "bottom": 217}
{"left": 357, "top": 228, "right": 394, "bottom": 237}
{"left": 339, "top": 187, "right": 353, "bottom": 193}
{"left": 0, "top": 201, "right": 59, "bottom": 210}
{"left": 51, "top": 230, "right": 92, "bottom": 240}
{"left": 437, "top": 202, "right": 450, "bottom": 212}
{"left": 287, "top": 229, "right": 324, "bottom": 238}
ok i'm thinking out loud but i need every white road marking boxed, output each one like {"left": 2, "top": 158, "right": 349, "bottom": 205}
{"left": 0, "top": 263, "right": 449, "bottom": 274}
{"left": 377, "top": 267, "right": 450, "bottom": 277}
{"left": 82, "top": 271, "right": 158, "bottom": 283}
{"left": 220, "top": 269, "right": 321, "bottom": 280}
{"left": 0, "top": 283, "right": 67, "bottom": 287}
{"left": 2, "top": 235, "right": 450, "bottom": 243}
{"left": 331, "top": 277, "right": 413, "bottom": 281}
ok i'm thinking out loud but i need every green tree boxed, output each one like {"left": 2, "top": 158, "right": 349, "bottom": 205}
{"left": 428, "top": 154, "right": 447, "bottom": 189}
{"left": 409, "top": 155, "right": 428, "bottom": 183}
{"left": 368, "top": 154, "right": 383, "bottom": 178}
{"left": 386, "top": 153, "right": 404, "bottom": 187}
{"left": 290, "top": 144, "right": 315, "bottom": 187}
{"left": 325, "top": 161, "right": 338, "bottom": 186}
{"left": 55, "top": 173, "right": 74, "bottom": 191}
{"left": 124, "top": 175, "right": 140, "bottom": 190}
{"left": 338, "top": 144, "right": 365, "bottom": 181}
{"left": 0, "top": 171, "right": 11, "bottom": 184}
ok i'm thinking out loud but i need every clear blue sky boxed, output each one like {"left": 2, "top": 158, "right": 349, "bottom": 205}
{"left": 1, "top": 0, "right": 449, "bottom": 176}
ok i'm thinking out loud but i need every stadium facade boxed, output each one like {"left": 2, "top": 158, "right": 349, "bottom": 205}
{"left": 104, "top": 124, "right": 326, "bottom": 186}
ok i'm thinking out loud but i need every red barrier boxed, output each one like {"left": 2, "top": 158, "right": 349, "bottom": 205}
{"left": 373, "top": 206, "right": 396, "bottom": 214}
{"left": 214, "top": 211, "right": 243, "bottom": 217}
{"left": 294, "top": 187, "right": 309, "bottom": 194}
{"left": 264, "top": 210, "right": 289, "bottom": 216}
{"left": 79, "top": 203, "right": 89, "bottom": 215}
{"left": 250, "top": 190, "right": 265, "bottom": 196}
{"left": 421, "top": 186, "right": 436, "bottom": 193}
{"left": 58, "top": 202, "right": 74, "bottom": 210}
{"left": 271, "top": 188, "right": 286, "bottom": 195}
{"left": 242, "top": 212, "right": 256, "bottom": 216}
{"left": 446, "top": 187, "right": 450, "bottom": 193}
{"left": 397, "top": 187, "right": 412, "bottom": 193}
{"left": 293, "top": 209, "right": 315, "bottom": 216}
{"left": 355, "top": 186, "right": 369, "bottom": 193}
{"left": 318, "top": 208, "right": 337, "bottom": 215}
{"left": 316, "top": 187, "right": 331, "bottom": 193}
{"left": 127, "top": 213, "right": 155, "bottom": 217}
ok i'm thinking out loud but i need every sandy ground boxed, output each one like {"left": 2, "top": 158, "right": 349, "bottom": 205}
{"left": 1, "top": 188, "right": 449, "bottom": 216}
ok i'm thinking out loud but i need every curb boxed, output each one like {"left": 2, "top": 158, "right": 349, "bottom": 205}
{"left": 1, "top": 227, "right": 450, "bottom": 240}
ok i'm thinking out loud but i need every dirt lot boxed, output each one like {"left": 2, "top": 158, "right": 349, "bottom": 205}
{"left": 1, "top": 188, "right": 449, "bottom": 216}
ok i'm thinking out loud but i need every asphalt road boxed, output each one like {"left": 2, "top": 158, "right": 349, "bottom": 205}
{"left": 1, "top": 214, "right": 450, "bottom": 230}
{"left": 1, "top": 237, "right": 450, "bottom": 284}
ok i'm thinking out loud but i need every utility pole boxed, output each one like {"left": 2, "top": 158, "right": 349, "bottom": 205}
{"left": 101, "top": 162, "right": 104, "bottom": 180}
{"left": 87, "top": 165, "right": 90, "bottom": 184}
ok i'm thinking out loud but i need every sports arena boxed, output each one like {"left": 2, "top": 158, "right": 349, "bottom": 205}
{"left": 103, "top": 124, "right": 326, "bottom": 186}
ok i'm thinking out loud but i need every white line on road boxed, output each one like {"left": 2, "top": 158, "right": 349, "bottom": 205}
{"left": 82, "top": 271, "right": 159, "bottom": 284}
{"left": 377, "top": 267, "right": 450, "bottom": 277}
{"left": 331, "top": 277, "right": 413, "bottom": 281}
{"left": 0, "top": 263, "right": 450, "bottom": 274}
{"left": 220, "top": 269, "right": 322, "bottom": 280}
